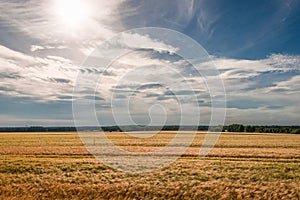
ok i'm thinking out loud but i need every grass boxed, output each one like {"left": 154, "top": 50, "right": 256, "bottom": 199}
{"left": 0, "top": 131, "right": 299, "bottom": 199}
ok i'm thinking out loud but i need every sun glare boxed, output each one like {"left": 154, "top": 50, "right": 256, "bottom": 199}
{"left": 53, "top": 0, "right": 90, "bottom": 28}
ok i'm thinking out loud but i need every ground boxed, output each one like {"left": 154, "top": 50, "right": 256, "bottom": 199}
{"left": 0, "top": 131, "right": 299, "bottom": 199}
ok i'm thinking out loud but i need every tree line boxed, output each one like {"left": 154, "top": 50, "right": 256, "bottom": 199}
{"left": 226, "top": 124, "right": 300, "bottom": 134}
{"left": 0, "top": 125, "right": 299, "bottom": 134}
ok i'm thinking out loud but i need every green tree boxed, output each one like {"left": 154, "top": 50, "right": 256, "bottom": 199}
{"left": 291, "top": 129, "right": 300, "bottom": 134}
{"left": 228, "top": 124, "right": 245, "bottom": 132}
{"left": 245, "top": 126, "right": 255, "bottom": 132}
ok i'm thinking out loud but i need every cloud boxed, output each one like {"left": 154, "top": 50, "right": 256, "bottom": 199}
{"left": 0, "top": 44, "right": 35, "bottom": 63}
{"left": 80, "top": 45, "right": 282, "bottom": 125}
{"left": 0, "top": 0, "right": 124, "bottom": 71}
{"left": 221, "top": 69, "right": 259, "bottom": 79}
{"left": 30, "top": 45, "right": 45, "bottom": 52}
{"left": 0, "top": 86, "right": 14, "bottom": 92}
{"left": 46, "top": 55, "right": 72, "bottom": 63}
{"left": 114, "top": 94, "right": 127, "bottom": 99}
{"left": 0, "top": 0, "right": 121, "bottom": 42}
{"left": 213, "top": 54, "right": 300, "bottom": 93}
{"left": 49, "top": 78, "right": 72, "bottom": 84}
{"left": 269, "top": 75, "right": 300, "bottom": 94}
{"left": 1, "top": 35, "right": 299, "bottom": 125}
{"left": 120, "top": 0, "right": 200, "bottom": 31}
{"left": 0, "top": 44, "right": 78, "bottom": 101}
{"left": 116, "top": 32, "right": 179, "bottom": 54}
{"left": 31, "top": 45, "right": 67, "bottom": 53}
{"left": 138, "top": 83, "right": 164, "bottom": 90}
{"left": 58, "top": 95, "right": 73, "bottom": 100}
{"left": 263, "top": 54, "right": 300, "bottom": 71}
{"left": 0, "top": 72, "right": 22, "bottom": 79}
{"left": 145, "top": 93, "right": 161, "bottom": 98}
{"left": 203, "top": 54, "right": 300, "bottom": 124}
{"left": 165, "top": 90, "right": 201, "bottom": 96}
{"left": 0, "top": 0, "right": 299, "bottom": 126}
{"left": 84, "top": 96, "right": 105, "bottom": 101}
{"left": 266, "top": 105, "right": 284, "bottom": 110}
{"left": 156, "top": 96, "right": 176, "bottom": 101}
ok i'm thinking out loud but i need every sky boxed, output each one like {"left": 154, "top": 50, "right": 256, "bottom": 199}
{"left": 0, "top": 0, "right": 300, "bottom": 126}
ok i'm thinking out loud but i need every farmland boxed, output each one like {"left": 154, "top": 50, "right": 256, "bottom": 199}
{"left": 0, "top": 131, "right": 299, "bottom": 199}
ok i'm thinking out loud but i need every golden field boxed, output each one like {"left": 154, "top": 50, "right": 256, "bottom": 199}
{"left": 0, "top": 131, "right": 299, "bottom": 199}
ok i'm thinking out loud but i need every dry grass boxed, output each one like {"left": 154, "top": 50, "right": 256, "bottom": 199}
{"left": 0, "top": 131, "right": 300, "bottom": 199}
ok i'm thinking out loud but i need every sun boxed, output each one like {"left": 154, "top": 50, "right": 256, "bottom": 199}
{"left": 53, "top": 0, "right": 90, "bottom": 28}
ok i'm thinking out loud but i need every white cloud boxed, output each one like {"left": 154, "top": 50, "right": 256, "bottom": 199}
{"left": 0, "top": 0, "right": 299, "bottom": 126}
{"left": 0, "top": 0, "right": 124, "bottom": 103}
{"left": 30, "top": 45, "right": 45, "bottom": 52}
{"left": 270, "top": 75, "right": 300, "bottom": 94}
{"left": 31, "top": 45, "right": 67, "bottom": 52}
{"left": 0, "top": 45, "right": 78, "bottom": 101}
{"left": 214, "top": 54, "right": 300, "bottom": 76}
{"left": 0, "top": 0, "right": 122, "bottom": 42}
{"left": 263, "top": 54, "right": 300, "bottom": 71}
{"left": 46, "top": 55, "right": 72, "bottom": 63}
{"left": 0, "top": 45, "right": 35, "bottom": 63}
{"left": 210, "top": 54, "right": 300, "bottom": 95}
{"left": 117, "top": 32, "right": 179, "bottom": 54}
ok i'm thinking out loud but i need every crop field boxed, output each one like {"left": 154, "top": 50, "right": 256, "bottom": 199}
{"left": 0, "top": 131, "right": 299, "bottom": 199}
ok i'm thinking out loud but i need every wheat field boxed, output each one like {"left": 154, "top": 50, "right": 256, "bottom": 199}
{"left": 0, "top": 131, "right": 299, "bottom": 199}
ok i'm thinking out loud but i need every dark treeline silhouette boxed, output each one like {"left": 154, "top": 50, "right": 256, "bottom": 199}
{"left": 0, "top": 125, "right": 299, "bottom": 134}
{"left": 0, "top": 126, "right": 207, "bottom": 132}
{"left": 0, "top": 126, "right": 77, "bottom": 132}
{"left": 226, "top": 124, "right": 300, "bottom": 134}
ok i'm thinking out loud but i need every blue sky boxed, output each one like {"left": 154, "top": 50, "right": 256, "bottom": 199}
{"left": 0, "top": 0, "right": 299, "bottom": 126}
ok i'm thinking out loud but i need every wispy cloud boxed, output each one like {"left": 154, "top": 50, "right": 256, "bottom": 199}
{"left": 211, "top": 54, "right": 300, "bottom": 124}
{"left": 0, "top": 0, "right": 121, "bottom": 41}
{"left": 0, "top": 44, "right": 77, "bottom": 101}
{"left": 0, "top": 0, "right": 300, "bottom": 125}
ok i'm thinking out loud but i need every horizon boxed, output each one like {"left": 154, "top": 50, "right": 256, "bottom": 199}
{"left": 1, "top": 124, "right": 300, "bottom": 128}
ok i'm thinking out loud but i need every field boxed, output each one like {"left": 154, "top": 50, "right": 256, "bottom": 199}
{"left": 0, "top": 131, "right": 299, "bottom": 199}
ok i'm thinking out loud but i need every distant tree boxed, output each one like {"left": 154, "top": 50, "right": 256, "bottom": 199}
{"left": 291, "top": 129, "right": 300, "bottom": 134}
{"left": 245, "top": 126, "right": 255, "bottom": 132}
{"left": 228, "top": 124, "right": 245, "bottom": 132}
{"left": 208, "top": 125, "right": 224, "bottom": 132}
